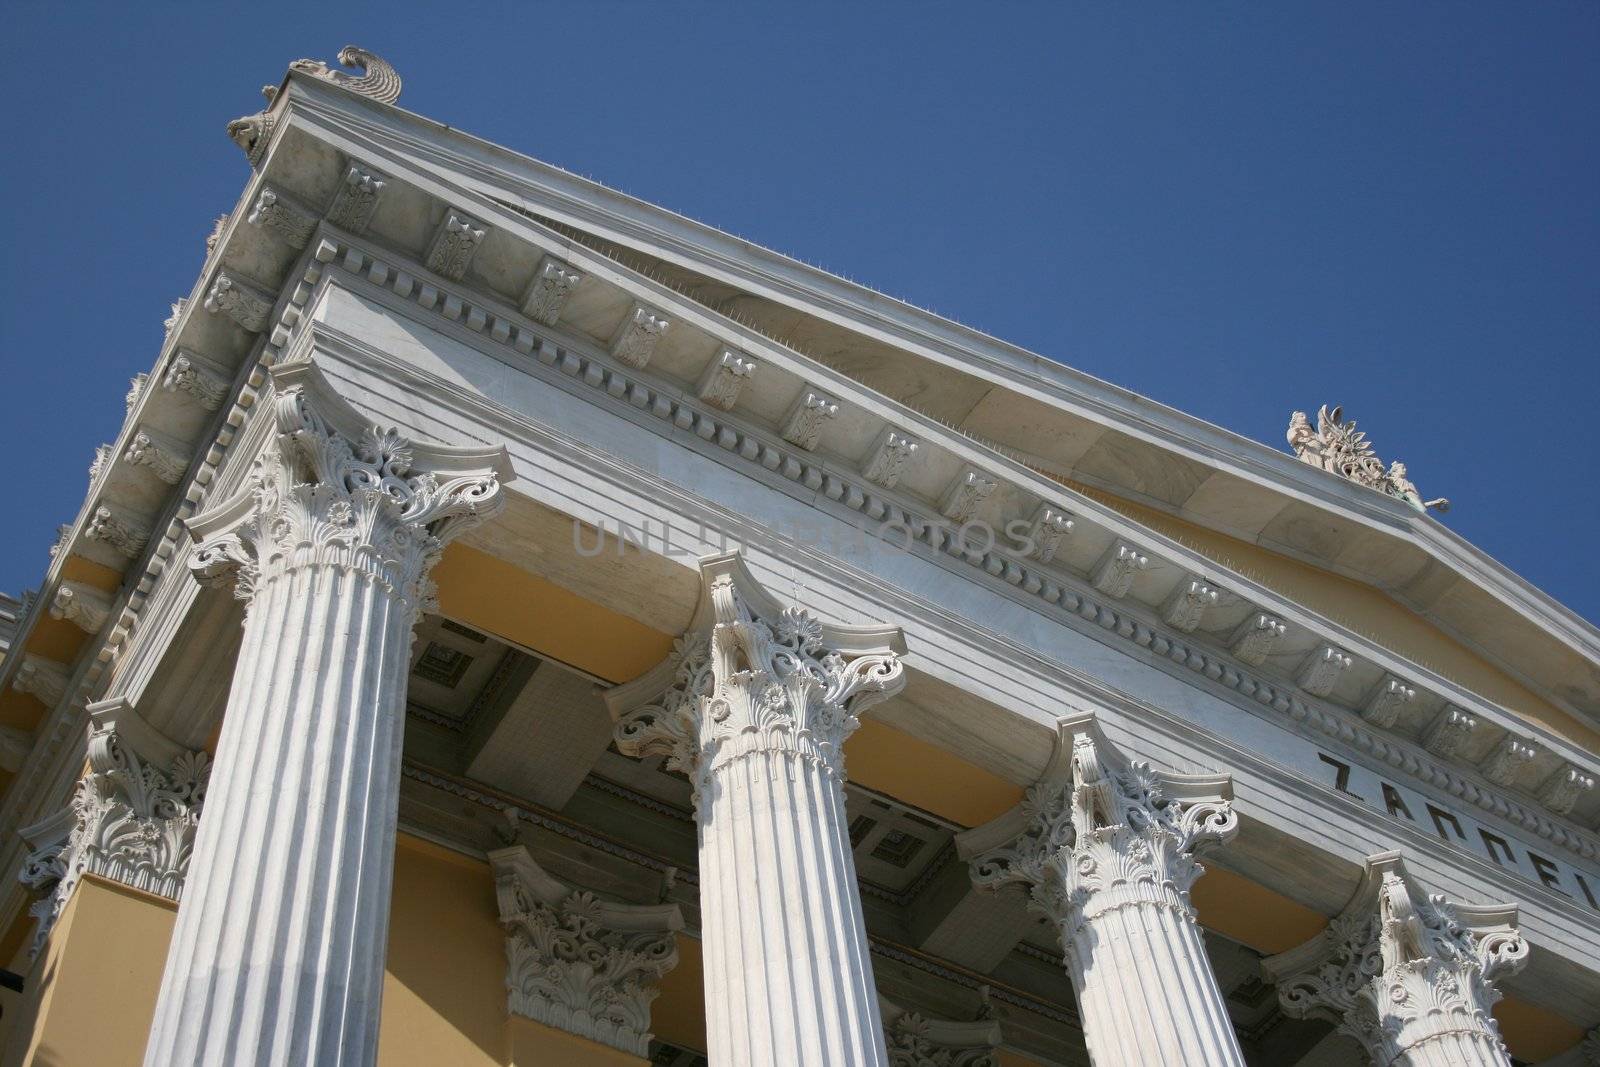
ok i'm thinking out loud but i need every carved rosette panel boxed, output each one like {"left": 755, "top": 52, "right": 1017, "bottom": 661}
{"left": 19, "top": 722, "right": 209, "bottom": 958}
{"left": 614, "top": 574, "right": 904, "bottom": 796}
{"left": 969, "top": 729, "right": 1237, "bottom": 953}
{"left": 1270, "top": 862, "right": 1528, "bottom": 1067}
{"left": 189, "top": 382, "right": 504, "bottom": 615}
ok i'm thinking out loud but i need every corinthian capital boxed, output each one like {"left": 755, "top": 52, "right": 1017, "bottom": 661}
{"left": 488, "top": 845, "right": 681, "bottom": 1056}
{"left": 1263, "top": 851, "right": 1528, "bottom": 1067}
{"left": 184, "top": 363, "right": 511, "bottom": 611}
{"left": 606, "top": 553, "right": 906, "bottom": 792}
{"left": 958, "top": 715, "right": 1237, "bottom": 939}
{"left": 18, "top": 699, "right": 210, "bottom": 958}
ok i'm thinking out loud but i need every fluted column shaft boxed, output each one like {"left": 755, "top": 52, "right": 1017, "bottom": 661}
{"left": 698, "top": 737, "right": 884, "bottom": 1066}
{"left": 1058, "top": 831, "right": 1245, "bottom": 1065}
{"left": 142, "top": 367, "right": 508, "bottom": 1067}
{"left": 144, "top": 559, "right": 412, "bottom": 1065}
{"left": 611, "top": 558, "right": 906, "bottom": 1067}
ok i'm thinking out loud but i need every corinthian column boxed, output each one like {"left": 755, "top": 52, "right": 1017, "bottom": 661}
{"left": 1262, "top": 851, "right": 1528, "bottom": 1067}
{"left": 605, "top": 554, "right": 906, "bottom": 1067}
{"left": 143, "top": 363, "right": 510, "bottom": 1067}
{"left": 957, "top": 715, "right": 1246, "bottom": 1067}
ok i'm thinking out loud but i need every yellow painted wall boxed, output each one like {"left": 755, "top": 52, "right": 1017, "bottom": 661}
{"left": 1, "top": 876, "right": 173, "bottom": 1067}
{"left": 1070, "top": 482, "right": 1600, "bottom": 750}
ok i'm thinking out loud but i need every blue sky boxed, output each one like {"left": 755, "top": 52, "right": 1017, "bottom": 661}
{"left": 2, "top": 3, "right": 1596, "bottom": 622}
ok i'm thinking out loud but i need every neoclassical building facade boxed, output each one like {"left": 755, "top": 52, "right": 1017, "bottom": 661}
{"left": 0, "top": 47, "right": 1595, "bottom": 1067}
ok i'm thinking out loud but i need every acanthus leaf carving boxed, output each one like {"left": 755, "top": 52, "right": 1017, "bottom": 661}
{"left": 14, "top": 655, "right": 71, "bottom": 708}
{"left": 49, "top": 582, "right": 113, "bottom": 635}
{"left": 204, "top": 271, "right": 273, "bottom": 333}
{"left": 964, "top": 716, "right": 1237, "bottom": 952}
{"left": 779, "top": 388, "right": 840, "bottom": 451}
{"left": 1537, "top": 764, "right": 1596, "bottom": 817}
{"left": 1480, "top": 736, "right": 1538, "bottom": 787}
{"left": 1421, "top": 707, "right": 1477, "bottom": 760}
{"left": 163, "top": 349, "right": 230, "bottom": 412}
{"left": 695, "top": 349, "right": 757, "bottom": 411}
{"left": 1362, "top": 675, "right": 1416, "bottom": 729}
{"left": 610, "top": 556, "right": 905, "bottom": 798}
{"left": 488, "top": 845, "right": 681, "bottom": 1056}
{"left": 247, "top": 185, "right": 317, "bottom": 248}
{"left": 1161, "top": 577, "right": 1220, "bottom": 633}
{"left": 883, "top": 1007, "right": 1000, "bottom": 1067}
{"left": 125, "top": 425, "right": 194, "bottom": 486}
{"left": 1023, "top": 505, "right": 1074, "bottom": 563}
{"left": 1089, "top": 541, "right": 1148, "bottom": 599}
{"left": 326, "top": 164, "right": 387, "bottom": 233}
{"left": 862, "top": 429, "right": 921, "bottom": 490}
{"left": 186, "top": 368, "right": 507, "bottom": 616}
{"left": 1296, "top": 643, "right": 1353, "bottom": 698}
{"left": 940, "top": 466, "right": 997, "bottom": 525}
{"left": 1230, "top": 613, "right": 1286, "bottom": 666}
{"left": 1263, "top": 852, "right": 1527, "bottom": 1067}
{"left": 425, "top": 210, "right": 487, "bottom": 281}
{"left": 19, "top": 711, "right": 210, "bottom": 958}
{"left": 86, "top": 504, "right": 150, "bottom": 559}
{"left": 521, "top": 254, "right": 585, "bottom": 326}
{"left": 611, "top": 304, "right": 671, "bottom": 369}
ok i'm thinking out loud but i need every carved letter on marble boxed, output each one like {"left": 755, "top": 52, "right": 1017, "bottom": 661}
{"left": 143, "top": 363, "right": 510, "bottom": 1067}
{"left": 696, "top": 348, "right": 757, "bottom": 411}
{"left": 959, "top": 715, "right": 1246, "bottom": 1067}
{"left": 607, "top": 554, "right": 906, "bottom": 1067}
{"left": 1263, "top": 851, "right": 1528, "bottom": 1067}
{"left": 521, "top": 254, "right": 585, "bottom": 326}
{"left": 489, "top": 845, "right": 681, "bottom": 1056}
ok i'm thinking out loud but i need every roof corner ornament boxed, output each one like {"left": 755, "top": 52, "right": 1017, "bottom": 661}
{"left": 1287, "top": 405, "right": 1449, "bottom": 514}
{"left": 227, "top": 47, "right": 402, "bottom": 168}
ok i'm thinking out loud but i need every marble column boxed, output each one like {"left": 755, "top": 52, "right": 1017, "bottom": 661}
{"left": 143, "top": 363, "right": 510, "bottom": 1067}
{"left": 606, "top": 554, "right": 906, "bottom": 1067}
{"left": 958, "top": 714, "right": 1246, "bottom": 1067}
{"left": 1263, "top": 851, "right": 1528, "bottom": 1067}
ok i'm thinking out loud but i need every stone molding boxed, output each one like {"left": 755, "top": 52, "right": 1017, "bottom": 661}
{"left": 489, "top": 845, "right": 681, "bottom": 1056}
{"left": 285, "top": 237, "right": 1600, "bottom": 855}
{"left": 879, "top": 995, "right": 1001, "bottom": 1067}
{"left": 18, "top": 700, "right": 208, "bottom": 958}
{"left": 184, "top": 362, "right": 511, "bottom": 615}
{"left": 608, "top": 553, "right": 905, "bottom": 795}
{"left": 960, "top": 713, "right": 1237, "bottom": 939}
{"left": 1263, "top": 851, "right": 1528, "bottom": 1066}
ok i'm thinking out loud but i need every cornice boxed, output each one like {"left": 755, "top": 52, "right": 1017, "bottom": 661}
{"left": 269, "top": 78, "right": 1600, "bottom": 727}
{"left": 287, "top": 226, "right": 1600, "bottom": 846}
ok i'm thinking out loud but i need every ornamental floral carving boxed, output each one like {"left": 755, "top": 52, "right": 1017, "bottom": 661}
{"left": 964, "top": 716, "right": 1237, "bottom": 952}
{"left": 489, "top": 845, "right": 681, "bottom": 1056}
{"left": 1287, "top": 406, "right": 1449, "bottom": 513}
{"left": 247, "top": 185, "right": 317, "bottom": 248}
{"left": 229, "top": 48, "right": 401, "bottom": 167}
{"left": 327, "top": 165, "right": 387, "bottom": 233}
{"left": 425, "top": 211, "right": 487, "bottom": 281}
{"left": 610, "top": 555, "right": 905, "bottom": 796}
{"left": 521, "top": 255, "right": 585, "bottom": 326}
{"left": 1263, "top": 852, "right": 1527, "bottom": 1067}
{"left": 881, "top": 997, "right": 1001, "bottom": 1067}
{"left": 862, "top": 429, "right": 921, "bottom": 490}
{"left": 19, "top": 711, "right": 209, "bottom": 958}
{"left": 163, "top": 350, "right": 230, "bottom": 411}
{"left": 186, "top": 367, "right": 507, "bottom": 615}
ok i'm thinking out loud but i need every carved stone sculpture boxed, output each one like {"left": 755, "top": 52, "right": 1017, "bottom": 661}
{"left": 1263, "top": 851, "right": 1528, "bottom": 1066}
{"left": 489, "top": 845, "right": 681, "bottom": 1056}
{"left": 228, "top": 47, "right": 401, "bottom": 166}
{"left": 1286, "top": 406, "right": 1449, "bottom": 513}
